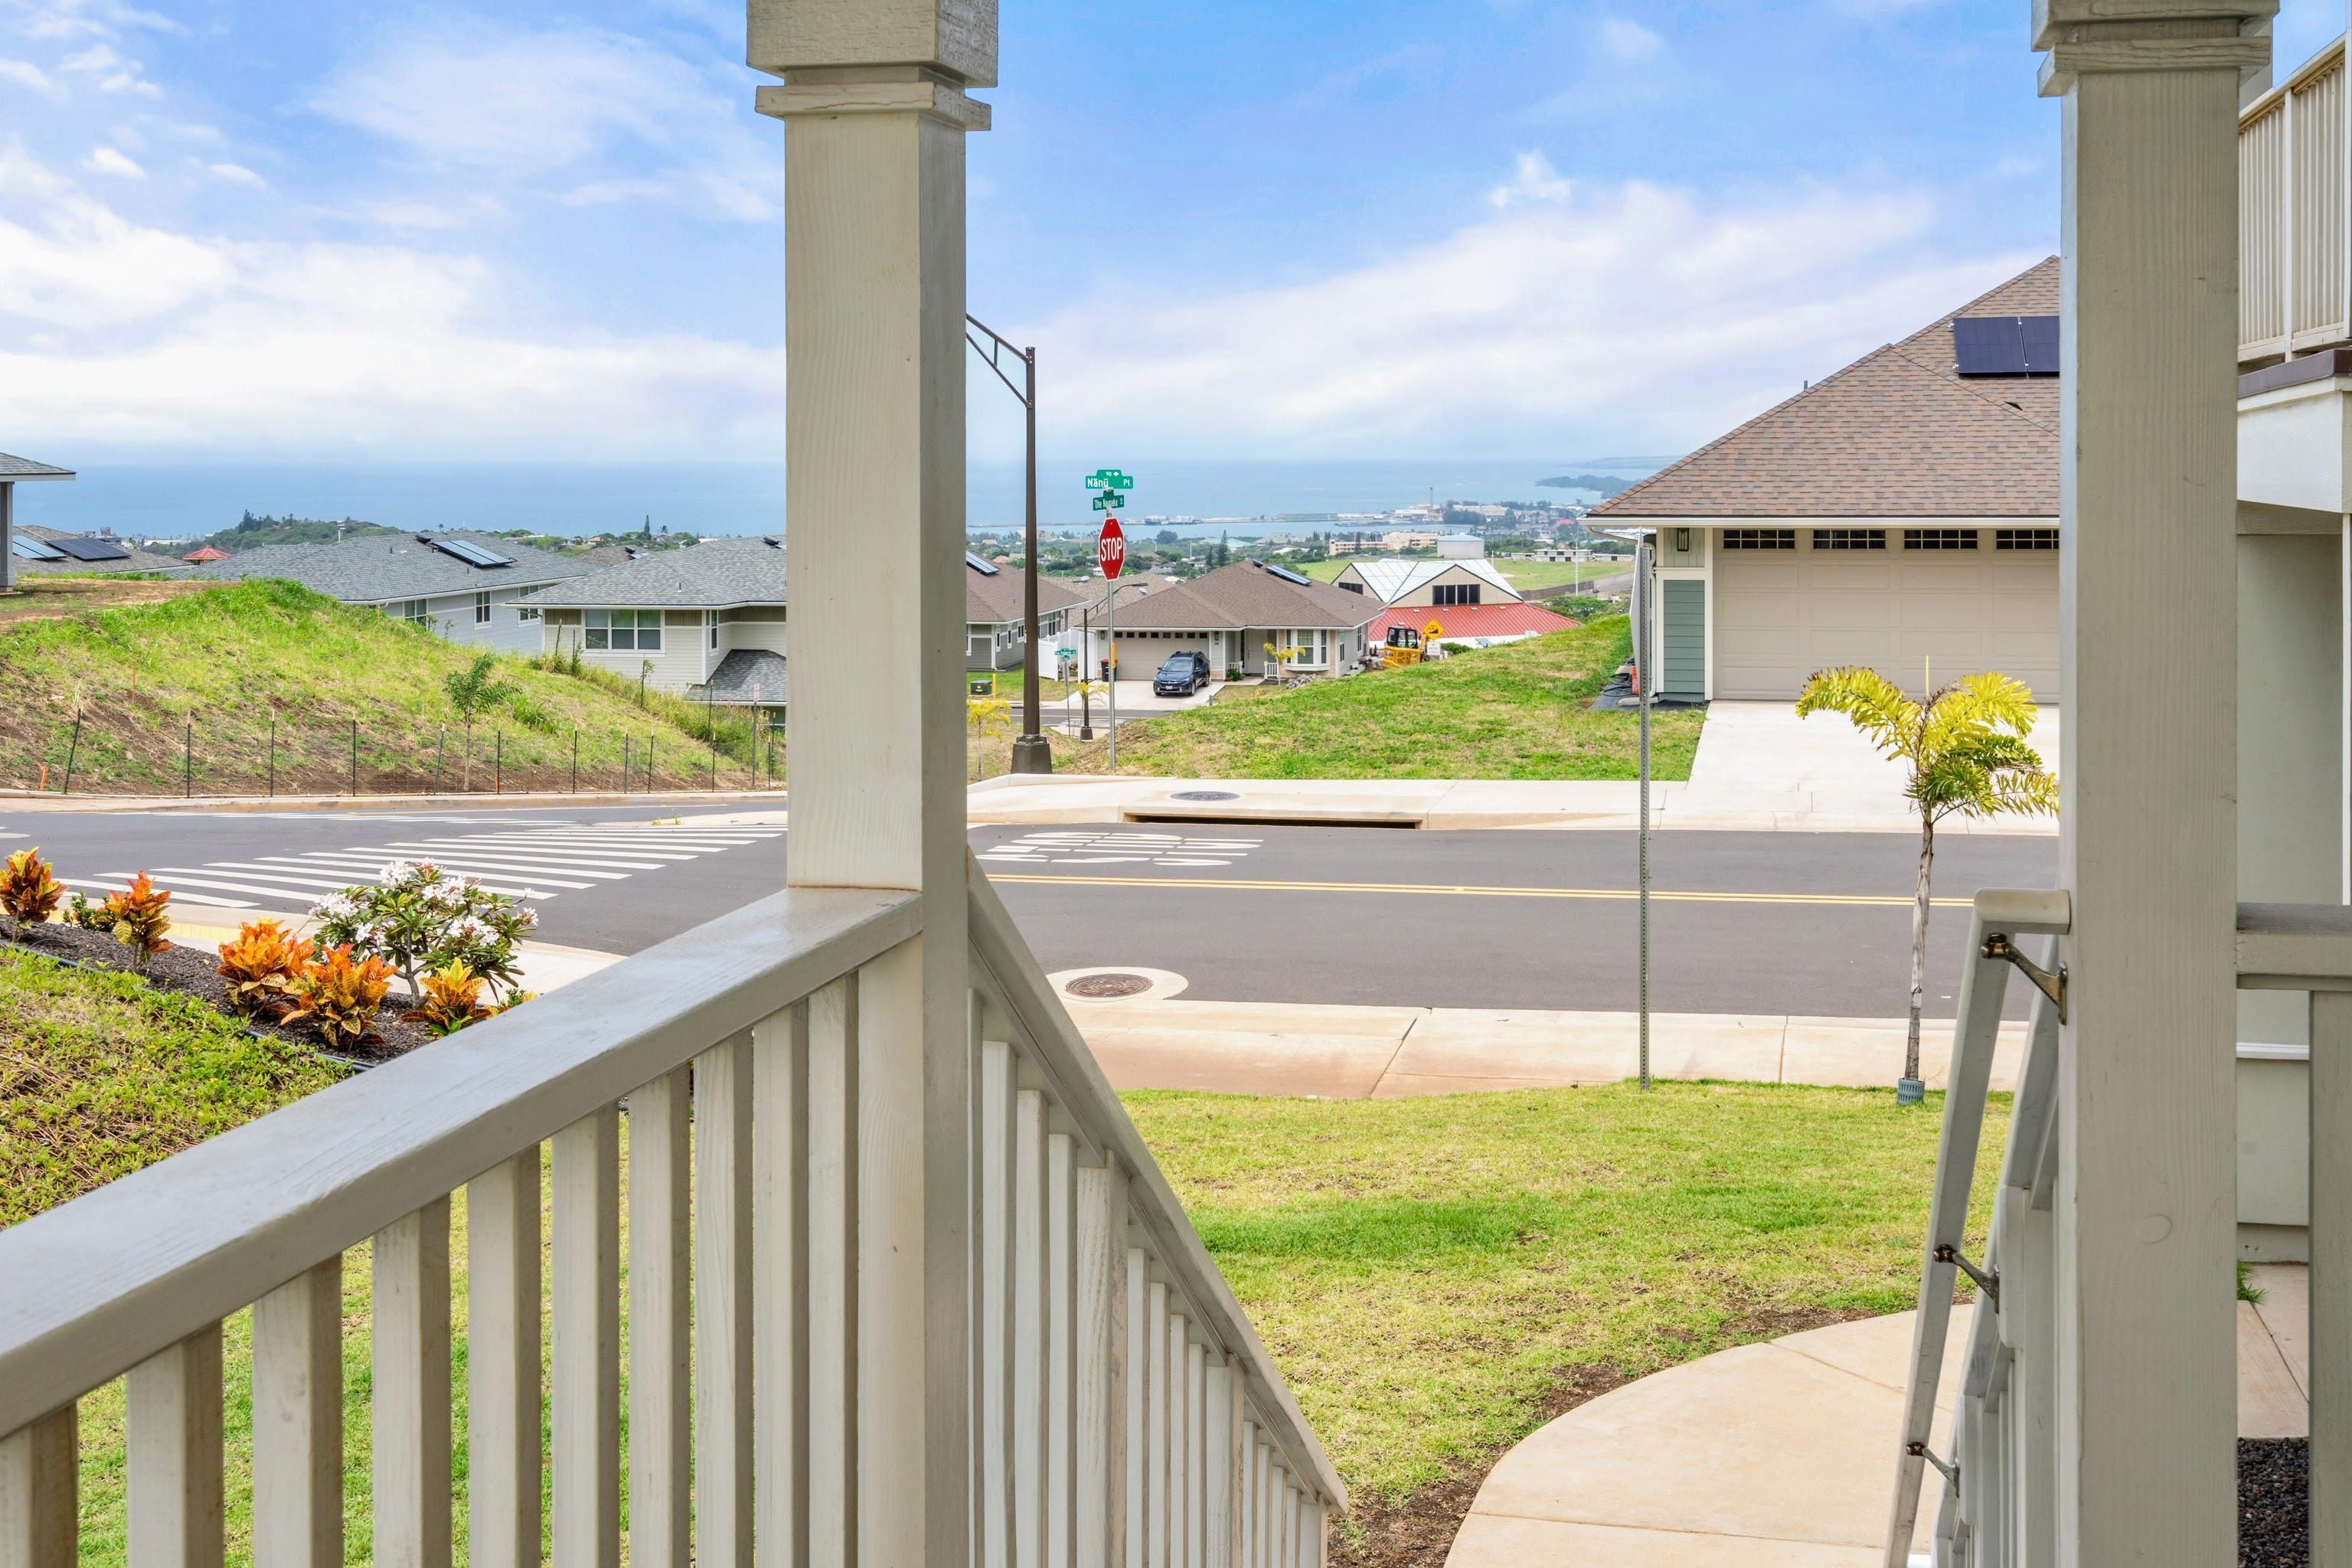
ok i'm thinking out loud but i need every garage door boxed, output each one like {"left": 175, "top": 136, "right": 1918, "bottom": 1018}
{"left": 1710, "top": 541, "right": 2060, "bottom": 701}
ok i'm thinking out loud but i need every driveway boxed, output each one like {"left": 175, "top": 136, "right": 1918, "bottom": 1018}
{"left": 1684, "top": 700, "right": 2063, "bottom": 823}
{"left": 1043, "top": 678, "right": 1223, "bottom": 732}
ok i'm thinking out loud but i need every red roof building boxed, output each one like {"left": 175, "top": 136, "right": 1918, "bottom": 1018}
{"left": 181, "top": 545, "right": 228, "bottom": 563}
{"left": 1367, "top": 601, "right": 1579, "bottom": 645}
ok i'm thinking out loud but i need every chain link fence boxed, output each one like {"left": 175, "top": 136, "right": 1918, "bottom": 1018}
{"left": 7, "top": 710, "right": 789, "bottom": 799}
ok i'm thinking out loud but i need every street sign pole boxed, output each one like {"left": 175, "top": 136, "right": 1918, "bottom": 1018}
{"left": 1107, "top": 586, "right": 1118, "bottom": 767}
{"left": 1636, "top": 534, "right": 1655, "bottom": 1092}
{"left": 1092, "top": 494, "right": 1131, "bottom": 769}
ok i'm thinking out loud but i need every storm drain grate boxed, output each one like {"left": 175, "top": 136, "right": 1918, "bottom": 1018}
{"left": 1169, "top": 790, "right": 1240, "bottom": 802}
{"left": 1064, "top": 972, "right": 1153, "bottom": 999}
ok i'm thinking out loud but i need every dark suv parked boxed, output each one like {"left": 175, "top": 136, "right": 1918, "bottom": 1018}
{"left": 1152, "top": 651, "right": 1211, "bottom": 697}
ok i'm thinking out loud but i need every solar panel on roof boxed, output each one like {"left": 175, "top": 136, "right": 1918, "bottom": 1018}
{"left": 425, "top": 537, "right": 514, "bottom": 568}
{"left": 49, "top": 536, "right": 131, "bottom": 561}
{"left": 9, "top": 536, "right": 64, "bottom": 561}
{"left": 1953, "top": 315, "right": 2059, "bottom": 377}
{"left": 1260, "top": 562, "right": 1312, "bottom": 586}
{"left": 2020, "top": 315, "right": 2060, "bottom": 374}
{"left": 965, "top": 552, "right": 1000, "bottom": 575}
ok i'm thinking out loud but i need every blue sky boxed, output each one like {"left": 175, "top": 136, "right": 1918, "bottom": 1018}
{"left": 0, "top": 0, "right": 2340, "bottom": 466}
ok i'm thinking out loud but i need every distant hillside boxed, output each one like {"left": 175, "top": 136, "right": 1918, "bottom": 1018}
{"left": 180, "top": 512, "right": 403, "bottom": 555}
{"left": 1535, "top": 472, "right": 1637, "bottom": 497}
{"left": 0, "top": 580, "right": 767, "bottom": 796}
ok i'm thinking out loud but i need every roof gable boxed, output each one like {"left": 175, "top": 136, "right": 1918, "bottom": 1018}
{"left": 1340, "top": 557, "right": 1520, "bottom": 603}
{"left": 198, "top": 530, "right": 596, "bottom": 599}
{"left": 529, "top": 537, "right": 788, "bottom": 608}
{"left": 1590, "top": 256, "right": 2060, "bottom": 520}
{"left": 1115, "top": 560, "right": 1380, "bottom": 631}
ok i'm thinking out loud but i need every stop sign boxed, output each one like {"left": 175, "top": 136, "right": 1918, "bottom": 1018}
{"left": 1098, "top": 518, "right": 1126, "bottom": 580}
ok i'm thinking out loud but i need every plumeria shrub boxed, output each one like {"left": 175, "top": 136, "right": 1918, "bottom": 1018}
{"left": 216, "top": 919, "right": 314, "bottom": 1018}
{"left": 309, "top": 860, "right": 535, "bottom": 1002}
{"left": 283, "top": 945, "right": 397, "bottom": 1049}
{"left": 0, "top": 849, "right": 64, "bottom": 935}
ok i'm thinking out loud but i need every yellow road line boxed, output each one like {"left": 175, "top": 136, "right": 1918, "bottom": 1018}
{"left": 987, "top": 871, "right": 1970, "bottom": 908}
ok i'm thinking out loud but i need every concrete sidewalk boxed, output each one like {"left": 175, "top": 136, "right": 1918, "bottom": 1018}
{"left": 1445, "top": 1264, "right": 2308, "bottom": 1568}
{"left": 1049, "top": 980, "right": 2020, "bottom": 1098}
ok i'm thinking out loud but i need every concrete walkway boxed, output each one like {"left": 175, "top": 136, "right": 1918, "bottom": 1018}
{"left": 1049, "top": 982, "right": 2023, "bottom": 1098}
{"left": 1674, "top": 702, "right": 2061, "bottom": 834}
{"left": 1447, "top": 1264, "right": 2308, "bottom": 1568}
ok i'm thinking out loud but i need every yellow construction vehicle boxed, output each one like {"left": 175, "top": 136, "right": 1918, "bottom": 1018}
{"left": 1380, "top": 620, "right": 1444, "bottom": 668}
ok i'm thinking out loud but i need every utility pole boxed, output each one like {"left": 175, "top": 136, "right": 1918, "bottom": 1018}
{"left": 968, "top": 314, "right": 1051, "bottom": 773}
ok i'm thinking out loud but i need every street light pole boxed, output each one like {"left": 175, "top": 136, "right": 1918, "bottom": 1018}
{"left": 968, "top": 313, "right": 1053, "bottom": 773}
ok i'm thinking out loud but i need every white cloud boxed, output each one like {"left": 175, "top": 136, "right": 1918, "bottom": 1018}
{"left": 1486, "top": 149, "right": 1570, "bottom": 209}
{"left": 0, "top": 57, "right": 59, "bottom": 93}
{"left": 0, "top": 145, "right": 783, "bottom": 456}
{"left": 1596, "top": 18, "right": 1663, "bottom": 63}
{"left": 1004, "top": 177, "right": 2042, "bottom": 457}
{"left": 60, "top": 43, "right": 120, "bottom": 71}
{"left": 11, "top": 0, "right": 183, "bottom": 41}
{"left": 83, "top": 144, "right": 139, "bottom": 176}
{"left": 205, "top": 161, "right": 262, "bottom": 186}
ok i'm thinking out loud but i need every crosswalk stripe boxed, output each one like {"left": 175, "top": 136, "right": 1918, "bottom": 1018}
{"left": 113, "top": 872, "right": 345, "bottom": 903}
{"left": 479, "top": 831, "right": 773, "bottom": 849}
{"left": 138, "top": 869, "right": 552, "bottom": 902}
{"left": 433, "top": 836, "right": 704, "bottom": 861}
{"left": 194, "top": 863, "right": 403, "bottom": 892}
{"left": 263, "top": 854, "right": 609, "bottom": 887}
{"left": 389, "top": 838, "right": 682, "bottom": 867}
{"left": 62, "top": 877, "right": 253, "bottom": 908}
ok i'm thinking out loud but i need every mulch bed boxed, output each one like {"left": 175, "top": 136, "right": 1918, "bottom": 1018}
{"left": 2242, "top": 1439, "right": 2308, "bottom": 1566}
{"left": 2, "top": 919, "right": 430, "bottom": 1064}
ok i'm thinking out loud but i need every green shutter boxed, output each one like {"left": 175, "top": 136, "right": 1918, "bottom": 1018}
{"left": 1661, "top": 579, "right": 1706, "bottom": 701}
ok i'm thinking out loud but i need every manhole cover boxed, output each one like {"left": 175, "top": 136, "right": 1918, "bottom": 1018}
{"left": 1170, "top": 790, "right": 1240, "bottom": 802}
{"left": 1065, "top": 972, "right": 1153, "bottom": 999}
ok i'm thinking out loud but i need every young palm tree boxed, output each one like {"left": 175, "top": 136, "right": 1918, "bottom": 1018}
{"left": 1795, "top": 668, "right": 2060, "bottom": 1095}
{"left": 442, "top": 652, "right": 516, "bottom": 792}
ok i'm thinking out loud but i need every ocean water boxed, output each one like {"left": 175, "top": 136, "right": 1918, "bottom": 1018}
{"left": 11, "top": 456, "right": 1669, "bottom": 543}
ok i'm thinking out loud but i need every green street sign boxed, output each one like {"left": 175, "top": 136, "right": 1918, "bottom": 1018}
{"left": 1091, "top": 492, "right": 1126, "bottom": 511}
{"left": 1086, "top": 468, "right": 1135, "bottom": 491}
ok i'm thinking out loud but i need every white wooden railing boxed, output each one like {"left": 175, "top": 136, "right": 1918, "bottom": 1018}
{"left": 0, "top": 852, "right": 1342, "bottom": 1568}
{"left": 1890, "top": 896, "right": 2352, "bottom": 1565}
{"left": 2242, "top": 34, "right": 2350, "bottom": 362}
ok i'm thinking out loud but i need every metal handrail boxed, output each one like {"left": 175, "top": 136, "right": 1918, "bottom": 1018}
{"left": 1883, "top": 888, "right": 2069, "bottom": 1567}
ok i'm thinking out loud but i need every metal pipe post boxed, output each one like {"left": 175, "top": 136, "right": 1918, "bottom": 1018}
{"left": 183, "top": 719, "right": 191, "bottom": 799}
{"left": 61, "top": 714, "right": 79, "bottom": 795}
{"left": 572, "top": 728, "right": 579, "bottom": 792}
{"left": 348, "top": 718, "right": 358, "bottom": 797}
{"left": 1636, "top": 536, "right": 1654, "bottom": 1091}
{"left": 267, "top": 720, "right": 276, "bottom": 798}
{"left": 1106, "top": 588, "right": 1118, "bottom": 768}
{"left": 494, "top": 730, "right": 501, "bottom": 794}
{"left": 1010, "top": 345, "right": 1051, "bottom": 773}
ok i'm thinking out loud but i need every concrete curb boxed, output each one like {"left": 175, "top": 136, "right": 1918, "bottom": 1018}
{"left": 0, "top": 789, "right": 786, "bottom": 814}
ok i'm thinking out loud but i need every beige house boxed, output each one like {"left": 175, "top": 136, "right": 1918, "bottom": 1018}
{"left": 1328, "top": 557, "right": 1520, "bottom": 609}
{"left": 1589, "top": 260, "right": 2061, "bottom": 702}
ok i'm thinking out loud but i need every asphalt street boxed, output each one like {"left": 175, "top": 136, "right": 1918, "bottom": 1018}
{"left": 6, "top": 805, "right": 2056, "bottom": 1018}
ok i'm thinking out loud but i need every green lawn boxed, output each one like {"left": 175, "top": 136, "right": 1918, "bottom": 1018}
{"left": 0, "top": 579, "right": 776, "bottom": 795}
{"left": 1056, "top": 616, "right": 1704, "bottom": 779}
{"left": 1492, "top": 557, "right": 1634, "bottom": 591}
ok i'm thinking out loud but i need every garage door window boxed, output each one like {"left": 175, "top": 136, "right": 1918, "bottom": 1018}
{"left": 1995, "top": 528, "right": 2060, "bottom": 550}
{"left": 1720, "top": 529, "right": 1797, "bottom": 550}
{"left": 1903, "top": 529, "right": 1981, "bottom": 550}
{"left": 1812, "top": 529, "right": 1886, "bottom": 550}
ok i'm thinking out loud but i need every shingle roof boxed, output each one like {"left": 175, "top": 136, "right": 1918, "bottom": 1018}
{"left": 693, "top": 648, "right": 789, "bottom": 706}
{"left": 1109, "top": 560, "right": 1380, "bottom": 632}
{"left": 15, "top": 524, "right": 190, "bottom": 576}
{"left": 196, "top": 530, "right": 596, "bottom": 601}
{"left": 1339, "top": 557, "right": 1521, "bottom": 605}
{"left": 965, "top": 560, "right": 1089, "bottom": 626}
{"left": 0, "top": 452, "right": 74, "bottom": 479}
{"left": 1367, "top": 602, "right": 1579, "bottom": 642}
{"left": 527, "top": 537, "right": 786, "bottom": 608}
{"left": 1590, "top": 257, "right": 2060, "bottom": 520}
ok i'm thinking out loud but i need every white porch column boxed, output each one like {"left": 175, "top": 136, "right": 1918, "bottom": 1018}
{"left": 753, "top": 0, "right": 991, "bottom": 1561}
{"left": 2037, "top": 6, "right": 2269, "bottom": 1563}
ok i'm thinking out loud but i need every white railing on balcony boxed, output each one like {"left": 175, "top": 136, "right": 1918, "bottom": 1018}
{"left": 1890, "top": 897, "right": 2352, "bottom": 1565}
{"left": 2242, "top": 34, "right": 2350, "bottom": 362}
{"left": 0, "top": 851, "right": 1342, "bottom": 1568}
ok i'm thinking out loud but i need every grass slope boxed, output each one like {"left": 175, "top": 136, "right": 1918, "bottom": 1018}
{"left": 0, "top": 580, "right": 778, "bottom": 794}
{"left": 1134, "top": 1083, "right": 1999, "bottom": 1505}
{"left": 0, "top": 949, "right": 341, "bottom": 1226}
{"left": 1059, "top": 617, "right": 1703, "bottom": 779}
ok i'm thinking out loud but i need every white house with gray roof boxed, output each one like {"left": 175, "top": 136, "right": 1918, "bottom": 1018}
{"left": 194, "top": 530, "right": 595, "bottom": 652}
{"left": 528, "top": 536, "right": 792, "bottom": 704}
{"left": 1329, "top": 556, "right": 1522, "bottom": 609}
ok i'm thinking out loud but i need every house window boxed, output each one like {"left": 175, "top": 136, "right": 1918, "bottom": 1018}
{"left": 1903, "top": 528, "right": 1980, "bottom": 550}
{"left": 1289, "top": 630, "right": 1328, "bottom": 668}
{"left": 518, "top": 606, "right": 540, "bottom": 622}
{"left": 710, "top": 612, "right": 719, "bottom": 650}
{"left": 1812, "top": 529, "right": 1886, "bottom": 550}
{"left": 474, "top": 590, "right": 492, "bottom": 625}
{"left": 1995, "top": 528, "right": 2060, "bottom": 550}
{"left": 389, "top": 599, "right": 429, "bottom": 624}
{"left": 1720, "top": 529, "right": 1798, "bottom": 550}
{"left": 1339, "top": 580, "right": 1362, "bottom": 594}
{"left": 1432, "top": 583, "right": 1482, "bottom": 606}
{"left": 585, "top": 609, "right": 663, "bottom": 651}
